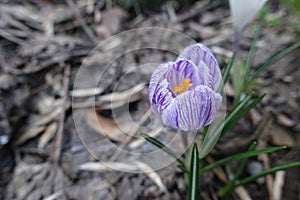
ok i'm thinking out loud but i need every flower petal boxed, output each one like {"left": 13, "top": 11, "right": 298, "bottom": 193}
{"left": 178, "top": 43, "right": 221, "bottom": 91}
{"left": 229, "top": 0, "right": 268, "bottom": 32}
{"left": 148, "top": 62, "right": 174, "bottom": 115}
{"left": 163, "top": 59, "right": 204, "bottom": 92}
{"left": 161, "top": 85, "right": 222, "bottom": 131}
{"left": 149, "top": 62, "right": 172, "bottom": 102}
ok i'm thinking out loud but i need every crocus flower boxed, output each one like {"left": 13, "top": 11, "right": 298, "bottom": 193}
{"left": 148, "top": 43, "right": 222, "bottom": 131}
{"left": 229, "top": 0, "right": 268, "bottom": 33}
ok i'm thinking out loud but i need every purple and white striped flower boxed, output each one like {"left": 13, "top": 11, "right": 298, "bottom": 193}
{"left": 148, "top": 43, "right": 222, "bottom": 131}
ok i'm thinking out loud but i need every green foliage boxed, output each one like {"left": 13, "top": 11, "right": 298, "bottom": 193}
{"left": 268, "top": 16, "right": 282, "bottom": 27}
{"left": 282, "top": 0, "right": 300, "bottom": 12}
{"left": 219, "top": 161, "right": 300, "bottom": 196}
{"left": 196, "top": 92, "right": 265, "bottom": 159}
{"left": 219, "top": 52, "right": 236, "bottom": 92}
{"left": 247, "top": 40, "right": 300, "bottom": 86}
{"left": 218, "top": 142, "right": 257, "bottom": 196}
{"left": 199, "top": 145, "right": 286, "bottom": 174}
{"left": 188, "top": 144, "right": 200, "bottom": 200}
{"left": 236, "top": 161, "right": 300, "bottom": 187}
{"left": 222, "top": 93, "right": 266, "bottom": 135}
{"left": 281, "top": 0, "right": 300, "bottom": 37}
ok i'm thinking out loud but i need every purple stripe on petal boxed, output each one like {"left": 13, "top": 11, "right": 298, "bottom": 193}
{"left": 177, "top": 43, "right": 222, "bottom": 91}
{"left": 149, "top": 79, "right": 174, "bottom": 116}
{"left": 164, "top": 59, "right": 204, "bottom": 93}
{"left": 161, "top": 85, "right": 222, "bottom": 131}
{"left": 148, "top": 62, "right": 172, "bottom": 103}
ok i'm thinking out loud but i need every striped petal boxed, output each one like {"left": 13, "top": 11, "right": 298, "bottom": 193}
{"left": 164, "top": 59, "right": 205, "bottom": 93}
{"left": 178, "top": 43, "right": 221, "bottom": 91}
{"left": 161, "top": 85, "right": 222, "bottom": 131}
{"left": 149, "top": 62, "right": 172, "bottom": 103}
{"left": 148, "top": 62, "right": 174, "bottom": 115}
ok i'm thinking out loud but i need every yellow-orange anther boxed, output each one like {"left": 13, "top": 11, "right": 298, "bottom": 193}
{"left": 173, "top": 79, "right": 193, "bottom": 94}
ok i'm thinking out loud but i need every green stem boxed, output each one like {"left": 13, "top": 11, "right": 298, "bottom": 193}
{"left": 189, "top": 143, "right": 200, "bottom": 200}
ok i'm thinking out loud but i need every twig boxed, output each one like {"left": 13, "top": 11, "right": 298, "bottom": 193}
{"left": 54, "top": 65, "right": 70, "bottom": 163}
{"left": 0, "top": 29, "right": 24, "bottom": 45}
{"left": 273, "top": 171, "right": 285, "bottom": 200}
{"left": 256, "top": 108, "right": 276, "bottom": 200}
{"left": 176, "top": 0, "right": 221, "bottom": 22}
{"left": 65, "top": 0, "right": 98, "bottom": 45}
{"left": 166, "top": 1, "right": 177, "bottom": 22}
{"left": 259, "top": 153, "right": 275, "bottom": 200}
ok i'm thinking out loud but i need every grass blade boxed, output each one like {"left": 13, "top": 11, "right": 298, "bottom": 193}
{"left": 236, "top": 161, "right": 300, "bottom": 187}
{"left": 244, "top": 8, "right": 267, "bottom": 79}
{"left": 199, "top": 93, "right": 253, "bottom": 158}
{"left": 222, "top": 93, "right": 266, "bottom": 134}
{"left": 225, "top": 93, "right": 253, "bottom": 124}
{"left": 248, "top": 40, "right": 300, "bottom": 84}
{"left": 219, "top": 52, "right": 236, "bottom": 92}
{"left": 218, "top": 142, "right": 257, "bottom": 196}
{"left": 189, "top": 143, "right": 200, "bottom": 200}
{"left": 200, "top": 146, "right": 286, "bottom": 174}
{"left": 234, "top": 142, "right": 257, "bottom": 180}
{"left": 140, "top": 132, "right": 187, "bottom": 172}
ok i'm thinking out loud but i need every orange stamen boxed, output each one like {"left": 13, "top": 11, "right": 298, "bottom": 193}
{"left": 173, "top": 79, "right": 193, "bottom": 94}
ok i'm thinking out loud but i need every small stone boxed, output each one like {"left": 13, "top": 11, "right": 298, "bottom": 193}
{"left": 248, "top": 161, "right": 265, "bottom": 184}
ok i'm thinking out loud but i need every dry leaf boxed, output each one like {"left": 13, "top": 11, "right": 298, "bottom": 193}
{"left": 38, "top": 122, "right": 58, "bottom": 149}
{"left": 15, "top": 126, "right": 45, "bottom": 146}
{"left": 98, "top": 83, "right": 144, "bottom": 101}
{"left": 86, "top": 111, "right": 138, "bottom": 142}
{"left": 269, "top": 124, "right": 295, "bottom": 148}
{"left": 134, "top": 161, "right": 168, "bottom": 194}
{"left": 276, "top": 114, "right": 295, "bottom": 127}
{"left": 79, "top": 162, "right": 139, "bottom": 172}
{"left": 70, "top": 88, "right": 104, "bottom": 97}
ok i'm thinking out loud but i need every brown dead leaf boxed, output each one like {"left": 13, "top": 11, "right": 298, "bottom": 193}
{"left": 269, "top": 124, "right": 295, "bottom": 148}
{"left": 86, "top": 111, "right": 138, "bottom": 143}
{"left": 38, "top": 122, "right": 58, "bottom": 149}
{"left": 276, "top": 114, "right": 295, "bottom": 127}
{"left": 134, "top": 161, "right": 168, "bottom": 194}
{"left": 15, "top": 126, "right": 45, "bottom": 146}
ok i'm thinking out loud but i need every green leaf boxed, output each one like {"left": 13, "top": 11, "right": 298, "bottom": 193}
{"left": 219, "top": 52, "right": 236, "bottom": 92}
{"left": 245, "top": 9, "right": 267, "bottom": 81}
{"left": 236, "top": 161, "right": 300, "bottom": 187}
{"left": 199, "top": 123, "right": 223, "bottom": 158}
{"left": 225, "top": 93, "right": 253, "bottom": 124}
{"left": 139, "top": 132, "right": 187, "bottom": 172}
{"left": 248, "top": 40, "right": 300, "bottom": 85}
{"left": 234, "top": 142, "right": 257, "bottom": 179}
{"left": 218, "top": 142, "right": 257, "bottom": 196}
{"left": 189, "top": 143, "right": 200, "bottom": 200}
{"left": 200, "top": 146, "right": 286, "bottom": 174}
{"left": 222, "top": 93, "right": 266, "bottom": 134}
{"left": 177, "top": 164, "right": 189, "bottom": 174}
{"left": 199, "top": 93, "right": 253, "bottom": 158}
